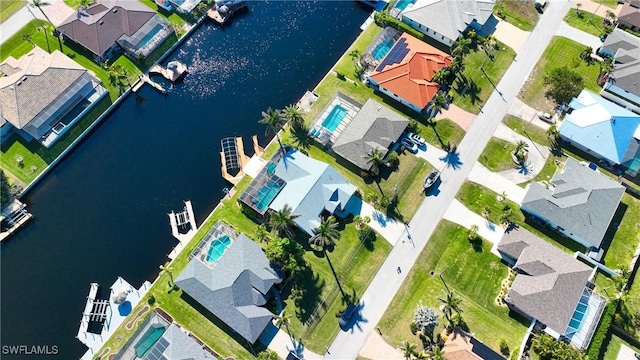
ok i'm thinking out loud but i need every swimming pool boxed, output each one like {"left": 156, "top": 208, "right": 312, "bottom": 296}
{"left": 395, "top": 0, "right": 415, "bottom": 11}
{"left": 134, "top": 325, "right": 166, "bottom": 358}
{"left": 372, "top": 39, "right": 394, "bottom": 60}
{"left": 206, "top": 235, "right": 233, "bottom": 263}
{"left": 254, "top": 182, "right": 282, "bottom": 211}
{"left": 321, "top": 105, "right": 347, "bottom": 132}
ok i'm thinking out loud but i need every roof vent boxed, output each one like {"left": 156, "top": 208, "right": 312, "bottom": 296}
{"left": 112, "top": 8, "right": 117, "bottom": 13}
{"left": 99, "top": 20, "right": 104, "bottom": 25}
{"left": 22, "top": 76, "right": 27, "bottom": 81}
{"left": 16, "top": 81, "right": 22, "bottom": 86}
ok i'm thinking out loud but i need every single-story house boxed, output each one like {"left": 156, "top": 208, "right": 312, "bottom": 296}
{"left": 367, "top": 33, "right": 452, "bottom": 113}
{"left": 239, "top": 147, "right": 358, "bottom": 235}
{"left": 175, "top": 221, "right": 282, "bottom": 344}
{"left": 401, "top": 0, "right": 495, "bottom": 48}
{"left": 0, "top": 47, "right": 107, "bottom": 147}
{"left": 520, "top": 157, "right": 625, "bottom": 251}
{"left": 598, "top": 29, "right": 640, "bottom": 114}
{"left": 497, "top": 227, "right": 605, "bottom": 350}
{"left": 559, "top": 89, "right": 640, "bottom": 175}
{"left": 618, "top": 0, "right": 640, "bottom": 32}
{"left": 57, "top": 0, "right": 174, "bottom": 60}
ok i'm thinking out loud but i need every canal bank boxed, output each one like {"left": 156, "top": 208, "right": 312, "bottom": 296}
{"left": 0, "top": 3, "right": 370, "bottom": 359}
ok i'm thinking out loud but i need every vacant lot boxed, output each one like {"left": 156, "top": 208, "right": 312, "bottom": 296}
{"left": 494, "top": 0, "right": 538, "bottom": 31}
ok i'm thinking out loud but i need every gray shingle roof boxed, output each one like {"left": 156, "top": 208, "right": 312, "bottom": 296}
{"left": 610, "top": 59, "right": 640, "bottom": 97}
{"left": 175, "top": 227, "right": 281, "bottom": 343}
{"left": 498, "top": 227, "right": 593, "bottom": 335}
{"left": 146, "top": 323, "right": 217, "bottom": 360}
{"left": 332, "top": 99, "right": 409, "bottom": 170}
{"left": 619, "top": 2, "right": 640, "bottom": 29}
{"left": 0, "top": 48, "right": 89, "bottom": 132}
{"left": 601, "top": 29, "right": 640, "bottom": 61}
{"left": 402, "top": 0, "right": 495, "bottom": 42}
{"left": 269, "top": 149, "right": 357, "bottom": 235}
{"left": 520, "top": 158, "right": 624, "bottom": 248}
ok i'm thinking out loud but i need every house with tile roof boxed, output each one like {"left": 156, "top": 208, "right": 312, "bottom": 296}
{"left": 367, "top": 33, "right": 452, "bottom": 113}
{"left": 520, "top": 157, "right": 625, "bottom": 250}
{"left": 0, "top": 47, "right": 107, "bottom": 147}
{"left": 174, "top": 221, "right": 282, "bottom": 344}
{"left": 57, "top": 0, "right": 174, "bottom": 60}
{"left": 400, "top": 0, "right": 495, "bottom": 48}
{"left": 330, "top": 97, "right": 409, "bottom": 170}
{"left": 497, "top": 227, "right": 605, "bottom": 350}
{"left": 598, "top": 29, "right": 640, "bottom": 114}
{"left": 559, "top": 89, "right": 640, "bottom": 175}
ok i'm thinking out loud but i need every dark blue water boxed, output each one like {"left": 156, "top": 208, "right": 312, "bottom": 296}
{"left": 0, "top": 3, "right": 368, "bottom": 358}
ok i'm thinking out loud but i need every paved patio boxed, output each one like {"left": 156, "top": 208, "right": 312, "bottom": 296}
{"left": 618, "top": 344, "right": 639, "bottom": 360}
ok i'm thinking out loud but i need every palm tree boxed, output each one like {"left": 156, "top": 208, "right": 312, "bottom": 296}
{"left": 427, "top": 91, "right": 448, "bottom": 119}
{"left": 310, "top": 216, "right": 348, "bottom": 302}
{"left": 514, "top": 140, "right": 529, "bottom": 159}
{"left": 482, "top": 206, "right": 491, "bottom": 219}
{"left": 398, "top": 340, "right": 417, "bottom": 360}
{"left": 349, "top": 49, "right": 362, "bottom": 65}
{"left": 605, "top": 9, "right": 616, "bottom": 23}
{"left": 499, "top": 208, "right": 515, "bottom": 228}
{"left": 31, "top": 0, "right": 63, "bottom": 51}
{"left": 437, "top": 288, "right": 462, "bottom": 328}
{"left": 427, "top": 346, "right": 446, "bottom": 360}
{"left": 268, "top": 204, "right": 300, "bottom": 238}
{"left": 289, "top": 123, "right": 313, "bottom": 151}
{"left": 260, "top": 107, "right": 287, "bottom": 151}
{"left": 159, "top": 261, "right": 174, "bottom": 287}
{"left": 546, "top": 124, "right": 559, "bottom": 144}
{"left": 275, "top": 310, "right": 294, "bottom": 341}
{"left": 451, "top": 38, "right": 471, "bottom": 58}
{"left": 431, "top": 68, "right": 450, "bottom": 85}
{"left": 363, "top": 148, "right": 385, "bottom": 176}
{"left": 283, "top": 104, "right": 305, "bottom": 128}
{"left": 575, "top": 2, "right": 582, "bottom": 15}
{"left": 449, "top": 56, "right": 465, "bottom": 78}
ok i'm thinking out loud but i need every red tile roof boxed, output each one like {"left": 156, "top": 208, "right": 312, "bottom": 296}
{"left": 370, "top": 33, "right": 451, "bottom": 110}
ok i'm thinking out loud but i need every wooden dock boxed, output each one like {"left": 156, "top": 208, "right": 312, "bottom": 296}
{"left": 132, "top": 74, "right": 168, "bottom": 95}
{"left": 149, "top": 61, "right": 188, "bottom": 83}
{"left": 0, "top": 199, "right": 34, "bottom": 242}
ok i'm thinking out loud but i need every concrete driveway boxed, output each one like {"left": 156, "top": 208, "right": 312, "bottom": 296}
{"left": 507, "top": 98, "right": 553, "bottom": 130}
{"left": 493, "top": 19, "right": 531, "bottom": 54}
{"left": 618, "top": 344, "right": 639, "bottom": 360}
{"left": 556, "top": 21, "right": 603, "bottom": 49}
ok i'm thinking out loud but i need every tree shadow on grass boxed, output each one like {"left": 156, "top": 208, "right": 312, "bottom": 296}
{"left": 279, "top": 266, "right": 325, "bottom": 325}
{"left": 597, "top": 201, "right": 629, "bottom": 267}
{"left": 454, "top": 76, "right": 482, "bottom": 107}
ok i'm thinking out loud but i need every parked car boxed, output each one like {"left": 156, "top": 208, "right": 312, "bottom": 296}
{"left": 401, "top": 138, "right": 419, "bottom": 153}
{"left": 407, "top": 132, "right": 425, "bottom": 147}
{"left": 537, "top": 111, "right": 555, "bottom": 123}
{"left": 339, "top": 303, "right": 357, "bottom": 329}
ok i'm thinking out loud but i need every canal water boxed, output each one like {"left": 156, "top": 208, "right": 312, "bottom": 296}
{"left": 0, "top": 3, "right": 369, "bottom": 358}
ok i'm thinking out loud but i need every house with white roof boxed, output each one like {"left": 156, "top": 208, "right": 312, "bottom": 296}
{"left": 559, "top": 89, "right": 640, "bottom": 175}
{"left": 400, "top": 0, "right": 495, "bottom": 48}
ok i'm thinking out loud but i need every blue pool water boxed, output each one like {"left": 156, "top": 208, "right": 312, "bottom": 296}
{"left": 395, "top": 0, "right": 415, "bottom": 11}
{"left": 255, "top": 182, "right": 282, "bottom": 211}
{"left": 372, "top": 39, "right": 394, "bottom": 60}
{"left": 137, "top": 24, "right": 165, "bottom": 50}
{"left": 134, "top": 325, "right": 166, "bottom": 358}
{"left": 206, "top": 235, "right": 233, "bottom": 263}
{"left": 322, "top": 105, "right": 347, "bottom": 132}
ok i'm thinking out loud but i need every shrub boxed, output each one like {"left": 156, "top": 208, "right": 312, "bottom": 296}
{"left": 410, "top": 321, "right": 418, "bottom": 335}
{"left": 586, "top": 301, "right": 617, "bottom": 360}
{"left": 499, "top": 339, "right": 509, "bottom": 356}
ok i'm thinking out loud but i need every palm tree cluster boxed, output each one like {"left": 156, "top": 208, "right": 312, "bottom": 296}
{"left": 268, "top": 204, "right": 299, "bottom": 239}
{"left": 259, "top": 104, "right": 312, "bottom": 153}
{"left": 398, "top": 341, "right": 445, "bottom": 360}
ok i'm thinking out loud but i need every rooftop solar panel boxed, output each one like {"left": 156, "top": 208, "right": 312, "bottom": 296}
{"left": 376, "top": 38, "right": 409, "bottom": 72}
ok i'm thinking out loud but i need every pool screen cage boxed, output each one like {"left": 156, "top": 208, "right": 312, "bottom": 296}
{"left": 239, "top": 146, "right": 290, "bottom": 215}
{"left": 221, "top": 137, "right": 241, "bottom": 172}
{"left": 188, "top": 220, "right": 238, "bottom": 266}
{"left": 362, "top": 27, "right": 401, "bottom": 72}
{"left": 118, "top": 15, "right": 174, "bottom": 59}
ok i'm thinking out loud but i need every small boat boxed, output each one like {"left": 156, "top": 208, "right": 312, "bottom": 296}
{"left": 423, "top": 169, "right": 440, "bottom": 189}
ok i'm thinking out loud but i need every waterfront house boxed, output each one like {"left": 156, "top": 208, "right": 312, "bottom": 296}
{"left": 367, "top": 33, "right": 452, "bottom": 113}
{"left": 57, "top": 0, "right": 174, "bottom": 61}
{"left": 598, "top": 29, "right": 640, "bottom": 114}
{"left": 174, "top": 221, "right": 282, "bottom": 344}
{"left": 400, "top": 0, "right": 495, "bottom": 48}
{"left": 154, "top": 0, "right": 174, "bottom": 12}
{"left": 520, "top": 157, "right": 625, "bottom": 252}
{"left": 168, "top": 0, "right": 202, "bottom": 14}
{"left": 240, "top": 148, "right": 358, "bottom": 235}
{"left": 559, "top": 89, "right": 640, "bottom": 175}
{"left": 497, "top": 227, "right": 605, "bottom": 350}
{"left": 0, "top": 47, "right": 107, "bottom": 147}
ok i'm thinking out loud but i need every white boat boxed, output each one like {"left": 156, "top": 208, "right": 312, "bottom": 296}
{"left": 423, "top": 169, "right": 440, "bottom": 189}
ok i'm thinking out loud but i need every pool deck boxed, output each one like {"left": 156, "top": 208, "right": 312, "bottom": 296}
{"left": 168, "top": 200, "right": 198, "bottom": 260}
{"left": 78, "top": 277, "right": 152, "bottom": 360}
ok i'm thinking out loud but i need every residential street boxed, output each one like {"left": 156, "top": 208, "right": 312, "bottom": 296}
{"left": 326, "top": 1, "right": 576, "bottom": 358}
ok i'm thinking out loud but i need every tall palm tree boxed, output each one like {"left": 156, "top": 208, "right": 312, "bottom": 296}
{"left": 260, "top": 107, "right": 287, "bottom": 151}
{"left": 159, "top": 261, "right": 174, "bottom": 287}
{"left": 427, "top": 91, "right": 447, "bottom": 119}
{"left": 269, "top": 204, "right": 300, "bottom": 238}
{"left": 363, "top": 148, "right": 385, "bottom": 176}
{"left": 274, "top": 310, "right": 294, "bottom": 341}
{"left": 289, "top": 123, "right": 312, "bottom": 151}
{"left": 398, "top": 340, "right": 417, "bottom": 360}
{"left": 431, "top": 68, "right": 450, "bottom": 85}
{"left": 310, "top": 216, "right": 347, "bottom": 302}
{"left": 449, "top": 56, "right": 465, "bottom": 78}
{"left": 451, "top": 38, "right": 471, "bottom": 58}
{"left": 31, "top": 0, "right": 63, "bottom": 51}
{"left": 546, "top": 124, "right": 559, "bottom": 143}
{"left": 437, "top": 288, "right": 462, "bottom": 328}
{"left": 427, "top": 345, "right": 446, "bottom": 360}
{"left": 283, "top": 104, "right": 305, "bottom": 128}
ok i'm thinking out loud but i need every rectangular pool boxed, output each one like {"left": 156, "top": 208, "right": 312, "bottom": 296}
{"left": 372, "top": 39, "right": 394, "bottom": 60}
{"left": 321, "top": 105, "right": 347, "bottom": 132}
{"left": 134, "top": 325, "right": 166, "bottom": 358}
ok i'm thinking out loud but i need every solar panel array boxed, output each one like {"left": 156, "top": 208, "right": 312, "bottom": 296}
{"left": 376, "top": 38, "right": 409, "bottom": 72}
{"left": 144, "top": 337, "right": 169, "bottom": 360}
{"left": 221, "top": 137, "right": 240, "bottom": 170}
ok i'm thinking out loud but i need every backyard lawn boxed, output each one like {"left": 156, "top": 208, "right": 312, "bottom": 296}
{"left": 603, "top": 333, "right": 640, "bottom": 360}
{"left": 452, "top": 41, "right": 516, "bottom": 114}
{"left": 0, "top": 0, "right": 25, "bottom": 23}
{"left": 378, "top": 220, "right": 528, "bottom": 354}
{"left": 494, "top": 0, "right": 538, "bottom": 31}
{"left": 600, "top": 193, "right": 640, "bottom": 269}
{"left": 479, "top": 137, "right": 516, "bottom": 172}
{"left": 564, "top": 11, "right": 607, "bottom": 37}
{"left": 333, "top": 23, "right": 383, "bottom": 81}
{"left": 519, "top": 36, "right": 602, "bottom": 112}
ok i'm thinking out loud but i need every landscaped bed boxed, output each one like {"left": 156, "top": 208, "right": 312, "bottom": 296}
{"left": 479, "top": 137, "right": 517, "bottom": 172}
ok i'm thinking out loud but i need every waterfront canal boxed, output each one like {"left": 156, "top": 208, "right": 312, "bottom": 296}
{"left": 0, "top": 3, "right": 369, "bottom": 358}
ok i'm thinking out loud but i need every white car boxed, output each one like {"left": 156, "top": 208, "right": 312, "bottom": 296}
{"left": 401, "top": 138, "right": 419, "bottom": 153}
{"left": 538, "top": 111, "right": 555, "bottom": 123}
{"left": 407, "top": 132, "right": 425, "bottom": 147}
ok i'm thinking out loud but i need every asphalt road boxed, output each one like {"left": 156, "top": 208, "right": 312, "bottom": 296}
{"left": 326, "top": 1, "right": 575, "bottom": 358}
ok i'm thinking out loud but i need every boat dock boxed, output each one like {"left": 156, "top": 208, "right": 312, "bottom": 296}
{"left": 132, "top": 74, "right": 168, "bottom": 95}
{"left": 167, "top": 200, "right": 198, "bottom": 259}
{"left": 77, "top": 277, "right": 151, "bottom": 360}
{"left": 207, "top": 0, "right": 247, "bottom": 25}
{"left": 0, "top": 199, "right": 34, "bottom": 242}
{"left": 149, "top": 60, "right": 188, "bottom": 83}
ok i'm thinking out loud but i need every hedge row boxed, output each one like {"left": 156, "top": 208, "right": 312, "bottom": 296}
{"left": 586, "top": 300, "right": 618, "bottom": 360}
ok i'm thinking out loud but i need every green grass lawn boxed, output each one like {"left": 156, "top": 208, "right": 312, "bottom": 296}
{"left": 600, "top": 193, "right": 640, "bottom": 269}
{"left": 479, "top": 137, "right": 516, "bottom": 172}
{"left": 503, "top": 115, "right": 550, "bottom": 147}
{"left": 617, "top": 271, "right": 640, "bottom": 339}
{"left": 519, "top": 36, "right": 602, "bottom": 112}
{"left": 333, "top": 23, "right": 383, "bottom": 81}
{"left": 378, "top": 220, "right": 528, "bottom": 354}
{"left": 0, "top": 0, "right": 26, "bottom": 23}
{"left": 451, "top": 41, "right": 516, "bottom": 114}
{"left": 421, "top": 119, "right": 466, "bottom": 151}
{"left": 564, "top": 11, "right": 607, "bottom": 37}
{"left": 494, "top": 0, "right": 538, "bottom": 31}
{"left": 603, "top": 333, "right": 640, "bottom": 360}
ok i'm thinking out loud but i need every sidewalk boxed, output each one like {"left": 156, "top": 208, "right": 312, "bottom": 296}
{"left": 467, "top": 162, "right": 527, "bottom": 205}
